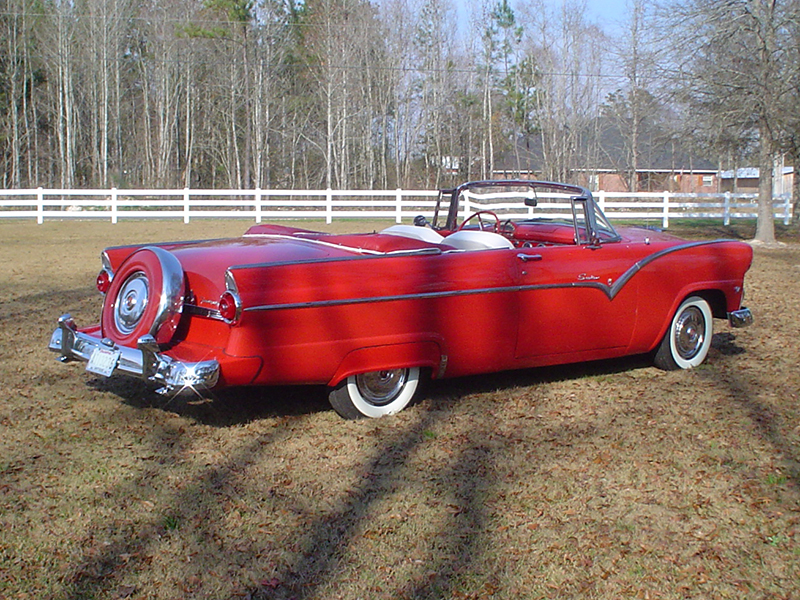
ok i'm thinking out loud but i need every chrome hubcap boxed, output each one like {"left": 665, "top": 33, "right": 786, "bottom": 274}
{"left": 115, "top": 272, "right": 149, "bottom": 334}
{"left": 674, "top": 306, "right": 705, "bottom": 360}
{"left": 356, "top": 369, "right": 408, "bottom": 406}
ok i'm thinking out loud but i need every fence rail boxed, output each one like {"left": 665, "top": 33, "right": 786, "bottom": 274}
{"left": 0, "top": 187, "right": 794, "bottom": 228}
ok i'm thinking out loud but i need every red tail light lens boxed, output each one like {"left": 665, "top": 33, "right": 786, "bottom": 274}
{"left": 219, "top": 291, "right": 239, "bottom": 322}
{"left": 96, "top": 270, "right": 112, "bottom": 294}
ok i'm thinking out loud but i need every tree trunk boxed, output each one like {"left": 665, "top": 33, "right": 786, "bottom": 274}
{"left": 754, "top": 124, "right": 777, "bottom": 244}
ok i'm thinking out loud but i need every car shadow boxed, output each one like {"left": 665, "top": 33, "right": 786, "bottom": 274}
{"left": 711, "top": 331, "right": 747, "bottom": 356}
{"left": 88, "top": 344, "right": 741, "bottom": 428}
{"left": 87, "top": 377, "right": 331, "bottom": 426}
{"left": 418, "top": 353, "right": 655, "bottom": 414}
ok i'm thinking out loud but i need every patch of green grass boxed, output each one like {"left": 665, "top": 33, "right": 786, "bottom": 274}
{"left": 765, "top": 472, "right": 788, "bottom": 486}
{"left": 766, "top": 533, "right": 789, "bottom": 547}
{"left": 163, "top": 515, "right": 180, "bottom": 531}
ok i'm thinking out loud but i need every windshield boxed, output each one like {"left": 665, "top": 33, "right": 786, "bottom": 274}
{"left": 437, "top": 180, "right": 620, "bottom": 244}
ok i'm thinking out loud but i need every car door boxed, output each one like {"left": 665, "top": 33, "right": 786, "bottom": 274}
{"left": 513, "top": 242, "right": 641, "bottom": 360}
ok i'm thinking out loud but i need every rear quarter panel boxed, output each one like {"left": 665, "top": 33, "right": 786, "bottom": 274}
{"left": 226, "top": 249, "right": 519, "bottom": 385}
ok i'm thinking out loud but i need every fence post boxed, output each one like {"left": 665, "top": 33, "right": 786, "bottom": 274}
{"left": 111, "top": 188, "right": 118, "bottom": 224}
{"left": 183, "top": 188, "right": 190, "bottom": 223}
{"left": 326, "top": 188, "right": 333, "bottom": 224}
{"left": 255, "top": 188, "right": 262, "bottom": 223}
{"left": 396, "top": 189, "right": 403, "bottom": 223}
{"left": 783, "top": 194, "right": 791, "bottom": 226}
{"left": 724, "top": 192, "right": 731, "bottom": 226}
{"left": 662, "top": 191, "right": 670, "bottom": 229}
{"left": 596, "top": 190, "right": 606, "bottom": 212}
{"left": 37, "top": 187, "right": 44, "bottom": 224}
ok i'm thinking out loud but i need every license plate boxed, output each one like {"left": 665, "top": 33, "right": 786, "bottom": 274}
{"left": 86, "top": 347, "right": 120, "bottom": 377}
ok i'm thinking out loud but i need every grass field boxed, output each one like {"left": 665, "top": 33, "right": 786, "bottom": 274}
{"left": 1, "top": 218, "right": 798, "bottom": 599}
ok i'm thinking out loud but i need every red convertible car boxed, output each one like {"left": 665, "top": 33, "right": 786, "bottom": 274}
{"left": 49, "top": 180, "right": 753, "bottom": 418}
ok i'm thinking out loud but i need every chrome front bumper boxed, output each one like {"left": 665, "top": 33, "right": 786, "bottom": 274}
{"left": 49, "top": 314, "right": 220, "bottom": 395}
{"left": 728, "top": 307, "right": 753, "bottom": 328}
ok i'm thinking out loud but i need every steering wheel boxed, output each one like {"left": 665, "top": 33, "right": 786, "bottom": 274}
{"left": 500, "top": 219, "right": 517, "bottom": 235}
{"left": 458, "top": 210, "right": 501, "bottom": 232}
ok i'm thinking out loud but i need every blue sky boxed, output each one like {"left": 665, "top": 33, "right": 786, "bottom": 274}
{"left": 457, "top": 0, "right": 631, "bottom": 32}
{"left": 581, "top": 0, "right": 629, "bottom": 28}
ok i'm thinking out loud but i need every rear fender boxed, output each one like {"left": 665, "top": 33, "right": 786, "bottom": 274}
{"left": 329, "top": 341, "right": 443, "bottom": 387}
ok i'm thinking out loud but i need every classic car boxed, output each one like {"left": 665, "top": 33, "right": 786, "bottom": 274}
{"left": 49, "top": 180, "right": 754, "bottom": 419}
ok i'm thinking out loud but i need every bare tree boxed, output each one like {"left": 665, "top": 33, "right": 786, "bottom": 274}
{"left": 666, "top": 0, "right": 799, "bottom": 244}
{"left": 518, "top": 0, "right": 609, "bottom": 182}
{"left": 605, "top": 0, "right": 663, "bottom": 192}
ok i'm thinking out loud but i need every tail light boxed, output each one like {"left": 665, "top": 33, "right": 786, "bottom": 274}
{"left": 96, "top": 270, "right": 112, "bottom": 294}
{"left": 219, "top": 291, "right": 241, "bottom": 323}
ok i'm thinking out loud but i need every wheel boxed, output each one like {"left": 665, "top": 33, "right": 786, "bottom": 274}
{"left": 459, "top": 210, "right": 500, "bottom": 232}
{"left": 654, "top": 296, "right": 713, "bottom": 370}
{"left": 328, "top": 367, "right": 420, "bottom": 419}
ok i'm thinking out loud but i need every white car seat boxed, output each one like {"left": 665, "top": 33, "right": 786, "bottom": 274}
{"left": 443, "top": 230, "right": 515, "bottom": 250}
{"left": 381, "top": 224, "right": 445, "bottom": 244}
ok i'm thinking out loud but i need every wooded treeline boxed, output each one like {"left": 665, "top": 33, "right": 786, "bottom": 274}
{"left": 2, "top": 0, "right": 800, "bottom": 219}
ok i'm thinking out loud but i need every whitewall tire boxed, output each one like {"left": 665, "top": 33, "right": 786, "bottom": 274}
{"left": 328, "top": 367, "right": 420, "bottom": 419}
{"left": 654, "top": 296, "right": 713, "bottom": 370}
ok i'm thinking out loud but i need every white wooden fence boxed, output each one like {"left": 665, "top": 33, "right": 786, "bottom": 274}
{"left": 0, "top": 187, "right": 794, "bottom": 228}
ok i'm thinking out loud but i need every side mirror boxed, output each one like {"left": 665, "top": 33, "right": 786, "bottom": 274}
{"left": 413, "top": 214, "right": 430, "bottom": 227}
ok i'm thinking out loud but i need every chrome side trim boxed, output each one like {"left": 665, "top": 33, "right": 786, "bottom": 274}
{"left": 241, "top": 239, "right": 744, "bottom": 314}
{"left": 244, "top": 285, "right": 522, "bottom": 313}
{"left": 49, "top": 314, "right": 219, "bottom": 394}
{"left": 728, "top": 307, "right": 753, "bottom": 328}
{"left": 184, "top": 304, "right": 223, "bottom": 320}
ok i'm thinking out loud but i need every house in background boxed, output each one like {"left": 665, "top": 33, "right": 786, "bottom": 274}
{"left": 492, "top": 165, "right": 722, "bottom": 193}
{"left": 578, "top": 168, "right": 720, "bottom": 194}
{"left": 494, "top": 128, "right": 722, "bottom": 193}
{"left": 719, "top": 166, "right": 794, "bottom": 196}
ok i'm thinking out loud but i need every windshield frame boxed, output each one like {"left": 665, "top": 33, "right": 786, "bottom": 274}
{"left": 436, "top": 179, "right": 621, "bottom": 245}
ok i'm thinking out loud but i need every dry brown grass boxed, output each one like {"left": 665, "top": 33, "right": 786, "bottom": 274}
{"left": 1, "top": 219, "right": 798, "bottom": 600}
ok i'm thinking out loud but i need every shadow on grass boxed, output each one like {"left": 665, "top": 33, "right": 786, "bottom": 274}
{"left": 65, "top": 355, "right": 660, "bottom": 600}
{"left": 89, "top": 377, "right": 331, "bottom": 426}
{"left": 88, "top": 353, "right": 655, "bottom": 427}
{"left": 699, "top": 356, "right": 800, "bottom": 494}
{"left": 56, "top": 387, "right": 511, "bottom": 599}
{"left": 59, "top": 417, "right": 298, "bottom": 599}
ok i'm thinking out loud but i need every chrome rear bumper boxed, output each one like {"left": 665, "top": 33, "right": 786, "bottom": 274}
{"left": 728, "top": 307, "right": 753, "bottom": 328}
{"left": 49, "top": 314, "right": 220, "bottom": 394}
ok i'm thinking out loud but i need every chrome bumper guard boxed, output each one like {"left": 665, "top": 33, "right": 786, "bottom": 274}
{"left": 49, "top": 314, "right": 220, "bottom": 395}
{"left": 728, "top": 307, "right": 753, "bottom": 328}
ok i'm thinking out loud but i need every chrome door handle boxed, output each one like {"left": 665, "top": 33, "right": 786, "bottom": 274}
{"left": 517, "top": 253, "right": 542, "bottom": 262}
